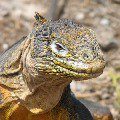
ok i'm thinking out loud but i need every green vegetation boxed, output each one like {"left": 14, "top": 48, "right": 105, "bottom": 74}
{"left": 109, "top": 71, "right": 120, "bottom": 107}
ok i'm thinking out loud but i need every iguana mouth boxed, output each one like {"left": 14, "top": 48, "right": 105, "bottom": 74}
{"left": 52, "top": 65, "right": 104, "bottom": 80}
{"left": 35, "top": 57, "right": 105, "bottom": 80}
{"left": 51, "top": 59, "right": 105, "bottom": 80}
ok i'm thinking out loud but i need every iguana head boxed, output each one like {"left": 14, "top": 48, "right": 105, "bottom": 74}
{"left": 28, "top": 14, "right": 105, "bottom": 81}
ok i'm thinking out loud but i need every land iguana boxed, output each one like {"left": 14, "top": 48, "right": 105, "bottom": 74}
{"left": 0, "top": 12, "right": 113, "bottom": 120}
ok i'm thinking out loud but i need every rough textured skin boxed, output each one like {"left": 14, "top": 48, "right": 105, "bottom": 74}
{"left": 0, "top": 13, "right": 113, "bottom": 120}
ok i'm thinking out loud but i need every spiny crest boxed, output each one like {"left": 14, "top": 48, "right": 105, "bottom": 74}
{"left": 34, "top": 12, "right": 47, "bottom": 24}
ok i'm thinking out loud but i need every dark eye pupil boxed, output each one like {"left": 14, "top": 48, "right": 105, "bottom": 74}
{"left": 55, "top": 43, "right": 64, "bottom": 51}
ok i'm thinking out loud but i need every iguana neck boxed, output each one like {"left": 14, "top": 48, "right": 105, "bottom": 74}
{"left": 16, "top": 69, "right": 72, "bottom": 114}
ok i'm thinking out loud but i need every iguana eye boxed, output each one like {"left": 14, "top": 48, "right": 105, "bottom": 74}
{"left": 55, "top": 43, "right": 65, "bottom": 51}
{"left": 50, "top": 41, "right": 68, "bottom": 57}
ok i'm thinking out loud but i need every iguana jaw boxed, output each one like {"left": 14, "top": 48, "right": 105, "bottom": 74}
{"left": 45, "top": 57, "right": 106, "bottom": 81}
{"left": 50, "top": 65, "right": 104, "bottom": 81}
{"left": 34, "top": 56, "right": 105, "bottom": 81}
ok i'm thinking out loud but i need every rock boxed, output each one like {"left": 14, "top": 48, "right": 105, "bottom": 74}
{"left": 100, "top": 18, "right": 110, "bottom": 26}
{"left": 2, "top": 43, "right": 9, "bottom": 50}
{"left": 100, "top": 39, "right": 119, "bottom": 52}
{"left": 75, "top": 12, "right": 85, "bottom": 20}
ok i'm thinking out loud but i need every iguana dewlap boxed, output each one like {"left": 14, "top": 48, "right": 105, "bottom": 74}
{"left": 0, "top": 13, "right": 113, "bottom": 120}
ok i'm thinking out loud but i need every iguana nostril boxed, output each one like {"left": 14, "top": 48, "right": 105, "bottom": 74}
{"left": 83, "top": 53, "right": 90, "bottom": 60}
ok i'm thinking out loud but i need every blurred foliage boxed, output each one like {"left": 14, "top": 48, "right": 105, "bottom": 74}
{"left": 109, "top": 71, "right": 120, "bottom": 107}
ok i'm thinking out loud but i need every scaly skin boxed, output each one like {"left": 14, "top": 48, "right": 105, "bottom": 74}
{"left": 0, "top": 13, "right": 113, "bottom": 120}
